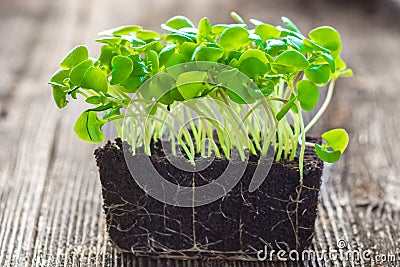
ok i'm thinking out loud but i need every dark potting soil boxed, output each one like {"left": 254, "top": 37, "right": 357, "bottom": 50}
{"left": 94, "top": 138, "right": 323, "bottom": 259}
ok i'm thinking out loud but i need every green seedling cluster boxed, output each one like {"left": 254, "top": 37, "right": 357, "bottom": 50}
{"left": 49, "top": 12, "right": 352, "bottom": 180}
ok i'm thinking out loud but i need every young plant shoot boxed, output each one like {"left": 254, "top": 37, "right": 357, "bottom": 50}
{"left": 50, "top": 12, "right": 352, "bottom": 181}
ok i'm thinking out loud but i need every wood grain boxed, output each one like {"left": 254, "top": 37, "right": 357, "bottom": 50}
{"left": 1, "top": 0, "right": 400, "bottom": 266}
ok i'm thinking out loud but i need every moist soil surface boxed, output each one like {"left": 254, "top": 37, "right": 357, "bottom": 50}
{"left": 94, "top": 138, "right": 323, "bottom": 259}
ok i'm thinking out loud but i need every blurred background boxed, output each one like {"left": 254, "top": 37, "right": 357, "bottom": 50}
{"left": 1, "top": 0, "right": 400, "bottom": 265}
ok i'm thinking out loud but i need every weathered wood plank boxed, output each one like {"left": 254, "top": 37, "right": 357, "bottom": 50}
{"left": 0, "top": 101, "right": 58, "bottom": 266}
{"left": 0, "top": 0, "right": 101, "bottom": 266}
{"left": 0, "top": 0, "right": 51, "bottom": 170}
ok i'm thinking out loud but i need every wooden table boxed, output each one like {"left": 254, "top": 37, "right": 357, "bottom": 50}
{"left": 1, "top": 0, "right": 400, "bottom": 265}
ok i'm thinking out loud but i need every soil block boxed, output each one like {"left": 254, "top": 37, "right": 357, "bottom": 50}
{"left": 94, "top": 138, "right": 323, "bottom": 259}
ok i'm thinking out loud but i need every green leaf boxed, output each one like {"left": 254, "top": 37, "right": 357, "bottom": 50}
{"left": 69, "top": 60, "right": 94, "bottom": 86}
{"left": 165, "top": 16, "right": 195, "bottom": 29}
{"left": 98, "top": 25, "right": 142, "bottom": 36}
{"left": 271, "top": 64, "right": 295, "bottom": 74}
{"left": 81, "top": 67, "right": 108, "bottom": 93}
{"left": 134, "top": 40, "right": 162, "bottom": 53}
{"left": 305, "top": 64, "right": 330, "bottom": 85}
{"left": 197, "top": 17, "right": 212, "bottom": 43}
{"left": 211, "top": 23, "right": 246, "bottom": 35}
{"left": 260, "top": 82, "right": 275, "bottom": 96}
{"left": 50, "top": 69, "right": 70, "bottom": 85}
{"left": 98, "top": 45, "right": 116, "bottom": 71}
{"left": 166, "top": 33, "right": 194, "bottom": 44}
{"left": 159, "top": 44, "right": 176, "bottom": 66}
{"left": 176, "top": 71, "right": 208, "bottom": 99}
{"left": 297, "top": 80, "right": 319, "bottom": 111}
{"left": 303, "top": 38, "right": 330, "bottom": 54}
{"left": 90, "top": 103, "right": 113, "bottom": 112}
{"left": 226, "top": 90, "right": 254, "bottom": 105}
{"left": 179, "top": 42, "right": 197, "bottom": 60}
{"left": 339, "top": 68, "right": 354, "bottom": 77}
{"left": 193, "top": 46, "right": 224, "bottom": 62}
{"left": 276, "top": 27, "right": 305, "bottom": 40}
{"left": 230, "top": 12, "right": 246, "bottom": 24}
{"left": 129, "top": 37, "right": 146, "bottom": 46}
{"left": 238, "top": 57, "right": 270, "bottom": 78}
{"left": 309, "top": 26, "right": 341, "bottom": 53}
{"left": 281, "top": 17, "right": 301, "bottom": 33}
{"left": 265, "top": 39, "right": 287, "bottom": 56}
{"left": 238, "top": 49, "right": 270, "bottom": 78}
{"left": 276, "top": 95, "right": 296, "bottom": 121}
{"left": 161, "top": 24, "right": 197, "bottom": 39}
{"left": 52, "top": 86, "right": 68, "bottom": 108}
{"left": 119, "top": 54, "right": 149, "bottom": 92}
{"left": 148, "top": 73, "right": 176, "bottom": 104}
{"left": 227, "top": 50, "right": 242, "bottom": 62}
{"left": 335, "top": 56, "right": 347, "bottom": 70}
{"left": 219, "top": 26, "right": 249, "bottom": 50}
{"left": 248, "top": 30, "right": 263, "bottom": 47}
{"left": 284, "top": 36, "right": 308, "bottom": 52}
{"left": 274, "top": 50, "right": 309, "bottom": 70}
{"left": 129, "top": 55, "right": 149, "bottom": 77}
{"left": 103, "top": 107, "right": 121, "bottom": 119}
{"left": 96, "top": 36, "right": 122, "bottom": 46}
{"left": 315, "top": 128, "right": 349, "bottom": 163}
{"left": 247, "top": 83, "right": 263, "bottom": 99}
{"left": 315, "top": 144, "right": 341, "bottom": 163}
{"left": 164, "top": 52, "right": 186, "bottom": 68}
{"left": 228, "top": 58, "right": 239, "bottom": 68}
{"left": 50, "top": 69, "right": 70, "bottom": 109}
{"left": 110, "top": 56, "right": 133, "bottom": 85}
{"left": 225, "top": 80, "right": 254, "bottom": 104}
{"left": 60, "top": 46, "right": 89, "bottom": 69}
{"left": 179, "top": 27, "right": 198, "bottom": 35}
{"left": 255, "top": 24, "right": 281, "bottom": 43}
{"left": 121, "top": 75, "right": 146, "bottom": 93}
{"left": 85, "top": 96, "right": 103, "bottom": 105}
{"left": 322, "top": 53, "right": 336, "bottom": 72}
{"left": 74, "top": 110, "right": 104, "bottom": 143}
{"left": 146, "top": 50, "right": 159, "bottom": 74}
{"left": 290, "top": 93, "right": 299, "bottom": 113}
{"left": 322, "top": 128, "right": 349, "bottom": 153}
{"left": 216, "top": 70, "right": 258, "bottom": 104}
{"left": 136, "top": 30, "right": 160, "bottom": 40}
{"left": 238, "top": 49, "right": 269, "bottom": 65}
{"left": 216, "top": 68, "right": 240, "bottom": 83}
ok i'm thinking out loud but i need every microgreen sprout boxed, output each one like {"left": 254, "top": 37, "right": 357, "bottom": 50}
{"left": 50, "top": 12, "right": 352, "bottom": 181}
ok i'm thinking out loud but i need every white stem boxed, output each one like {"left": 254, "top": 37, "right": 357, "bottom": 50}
{"left": 304, "top": 79, "right": 336, "bottom": 134}
{"left": 297, "top": 137, "right": 316, "bottom": 147}
{"left": 297, "top": 100, "right": 306, "bottom": 183}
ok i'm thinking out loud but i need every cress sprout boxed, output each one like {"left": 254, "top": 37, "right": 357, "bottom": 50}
{"left": 49, "top": 12, "right": 352, "bottom": 181}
